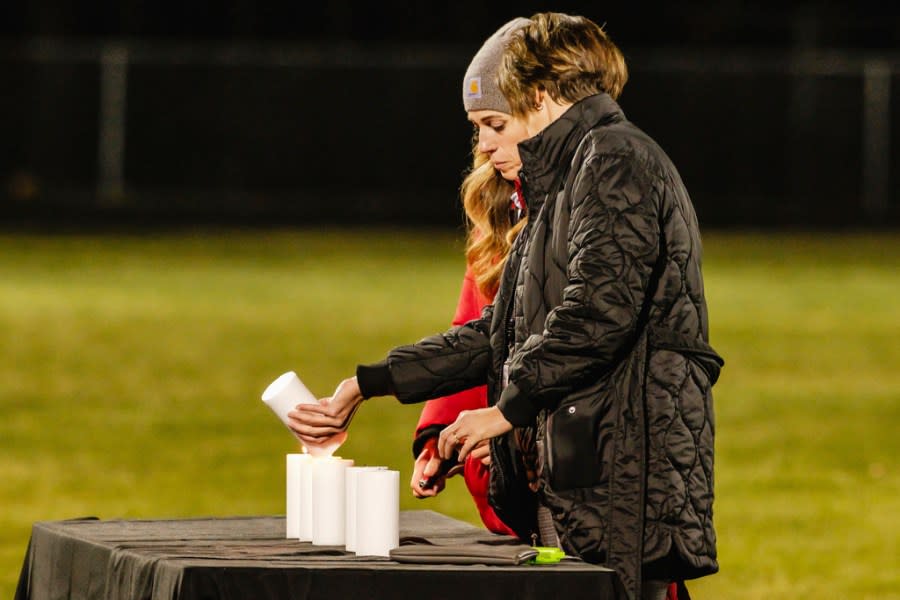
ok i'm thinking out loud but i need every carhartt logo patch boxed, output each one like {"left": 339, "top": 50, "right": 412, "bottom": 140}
{"left": 465, "top": 76, "right": 482, "bottom": 99}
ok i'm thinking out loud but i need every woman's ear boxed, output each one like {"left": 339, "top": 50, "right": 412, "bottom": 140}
{"left": 532, "top": 88, "right": 545, "bottom": 111}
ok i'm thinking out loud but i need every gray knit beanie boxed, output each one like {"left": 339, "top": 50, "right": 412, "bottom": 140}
{"left": 462, "top": 17, "right": 531, "bottom": 113}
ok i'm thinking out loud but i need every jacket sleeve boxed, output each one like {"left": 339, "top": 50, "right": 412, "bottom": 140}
{"left": 413, "top": 267, "right": 492, "bottom": 450}
{"left": 497, "top": 152, "right": 660, "bottom": 427}
{"left": 356, "top": 278, "right": 494, "bottom": 404}
{"left": 386, "top": 304, "right": 493, "bottom": 405}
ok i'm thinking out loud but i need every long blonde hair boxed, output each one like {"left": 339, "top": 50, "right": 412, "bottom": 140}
{"left": 462, "top": 145, "right": 527, "bottom": 298}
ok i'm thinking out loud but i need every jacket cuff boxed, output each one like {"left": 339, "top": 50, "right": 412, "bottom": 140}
{"left": 496, "top": 382, "right": 539, "bottom": 427}
{"left": 412, "top": 424, "right": 446, "bottom": 458}
{"left": 356, "top": 360, "right": 394, "bottom": 399}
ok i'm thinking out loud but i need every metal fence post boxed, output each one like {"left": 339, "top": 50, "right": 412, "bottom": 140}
{"left": 97, "top": 43, "right": 129, "bottom": 205}
{"left": 862, "top": 59, "right": 891, "bottom": 222}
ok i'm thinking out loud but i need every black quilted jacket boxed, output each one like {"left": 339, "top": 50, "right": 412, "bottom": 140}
{"left": 358, "top": 93, "right": 723, "bottom": 599}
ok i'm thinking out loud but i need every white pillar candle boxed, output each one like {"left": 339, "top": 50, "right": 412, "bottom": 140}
{"left": 355, "top": 469, "right": 400, "bottom": 557}
{"left": 261, "top": 371, "right": 317, "bottom": 436}
{"left": 312, "top": 457, "right": 354, "bottom": 545}
{"left": 345, "top": 466, "right": 387, "bottom": 552}
{"left": 299, "top": 453, "right": 315, "bottom": 541}
{"left": 286, "top": 453, "right": 311, "bottom": 539}
{"left": 260, "top": 371, "right": 345, "bottom": 458}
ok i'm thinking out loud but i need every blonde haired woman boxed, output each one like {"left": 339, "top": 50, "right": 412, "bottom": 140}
{"left": 408, "top": 19, "right": 531, "bottom": 536}
{"left": 408, "top": 143, "right": 525, "bottom": 535}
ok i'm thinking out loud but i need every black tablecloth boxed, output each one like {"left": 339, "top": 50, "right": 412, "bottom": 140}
{"left": 15, "top": 510, "right": 622, "bottom": 600}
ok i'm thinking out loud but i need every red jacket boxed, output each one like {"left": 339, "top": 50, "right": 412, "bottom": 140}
{"left": 414, "top": 264, "right": 515, "bottom": 536}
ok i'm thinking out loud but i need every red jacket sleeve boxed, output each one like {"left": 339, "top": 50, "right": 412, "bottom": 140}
{"left": 415, "top": 264, "right": 493, "bottom": 435}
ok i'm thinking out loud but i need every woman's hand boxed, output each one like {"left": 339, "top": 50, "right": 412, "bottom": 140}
{"left": 438, "top": 406, "right": 513, "bottom": 461}
{"left": 469, "top": 439, "right": 492, "bottom": 466}
{"left": 287, "top": 376, "right": 364, "bottom": 445}
{"left": 410, "top": 436, "right": 463, "bottom": 498}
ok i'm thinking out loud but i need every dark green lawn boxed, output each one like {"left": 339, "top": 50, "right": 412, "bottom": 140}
{"left": 1, "top": 229, "right": 897, "bottom": 598}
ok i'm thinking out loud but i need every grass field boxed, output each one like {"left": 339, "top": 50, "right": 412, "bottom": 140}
{"left": 1, "top": 228, "right": 898, "bottom": 599}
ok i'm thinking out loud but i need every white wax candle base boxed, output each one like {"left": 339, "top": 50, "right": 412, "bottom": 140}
{"left": 355, "top": 469, "right": 400, "bottom": 557}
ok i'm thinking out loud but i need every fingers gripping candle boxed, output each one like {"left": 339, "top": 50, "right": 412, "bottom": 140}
{"left": 261, "top": 371, "right": 345, "bottom": 457}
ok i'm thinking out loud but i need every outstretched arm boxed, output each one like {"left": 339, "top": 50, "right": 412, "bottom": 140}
{"left": 288, "top": 303, "right": 495, "bottom": 443}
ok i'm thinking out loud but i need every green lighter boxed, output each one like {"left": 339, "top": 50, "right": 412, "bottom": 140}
{"left": 529, "top": 546, "right": 567, "bottom": 564}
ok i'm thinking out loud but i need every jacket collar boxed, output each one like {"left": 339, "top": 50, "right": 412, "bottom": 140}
{"left": 517, "top": 93, "right": 625, "bottom": 205}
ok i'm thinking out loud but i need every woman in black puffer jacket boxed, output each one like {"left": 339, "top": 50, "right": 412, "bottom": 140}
{"left": 289, "top": 13, "right": 723, "bottom": 600}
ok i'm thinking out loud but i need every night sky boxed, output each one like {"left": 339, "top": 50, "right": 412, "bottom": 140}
{"left": 1, "top": 1, "right": 898, "bottom": 49}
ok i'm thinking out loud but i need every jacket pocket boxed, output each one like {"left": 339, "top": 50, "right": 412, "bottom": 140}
{"left": 545, "top": 378, "right": 615, "bottom": 491}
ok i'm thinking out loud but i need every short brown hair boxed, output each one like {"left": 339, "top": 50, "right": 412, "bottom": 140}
{"left": 499, "top": 12, "right": 628, "bottom": 117}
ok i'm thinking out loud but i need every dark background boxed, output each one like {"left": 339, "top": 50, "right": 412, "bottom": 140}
{"left": 2, "top": 1, "right": 899, "bottom": 228}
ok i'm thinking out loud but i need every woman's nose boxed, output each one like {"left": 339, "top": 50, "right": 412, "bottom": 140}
{"left": 477, "top": 129, "right": 496, "bottom": 154}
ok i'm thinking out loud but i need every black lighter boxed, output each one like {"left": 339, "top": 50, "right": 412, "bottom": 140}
{"left": 418, "top": 456, "right": 460, "bottom": 490}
